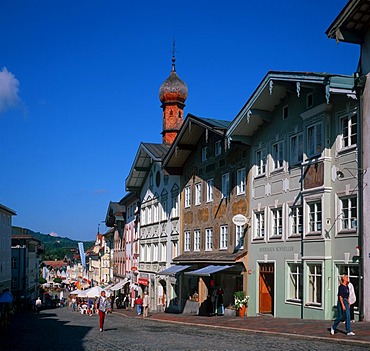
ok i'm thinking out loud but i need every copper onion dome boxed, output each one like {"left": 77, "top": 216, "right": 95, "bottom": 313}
{"left": 159, "top": 55, "right": 188, "bottom": 103}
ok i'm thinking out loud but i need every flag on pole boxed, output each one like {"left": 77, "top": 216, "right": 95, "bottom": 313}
{"left": 78, "top": 242, "right": 86, "bottom": 268}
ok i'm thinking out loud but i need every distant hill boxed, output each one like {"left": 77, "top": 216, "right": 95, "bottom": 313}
{"left": 12, "top": 226, "right": 95, "bottom": 261}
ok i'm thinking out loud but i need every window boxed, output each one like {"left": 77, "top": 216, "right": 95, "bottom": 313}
{"left": 215, "top": 140, "right": 222, "bottom": 156}
{"left": 308, "top": 201, "right": 322, "bottom": 234}
{"left": 160, "top": 243, "right": 167, "bottom": 262}
{"left": 307, "top": 123, "right": 322, "bottom": 156}
{"left": 147, "top": 206, "right": 152, "bottom": 224}
{"left": 235, "top": 225, "right": 244, "bottom": 249}
{"left": 340, "top": 196, "right": 357, "bottom": 231}
{"left": 185, "top": 186, "right": 191, "bottom": 208}
{"left": 341, "top": 112, "right": 357, "bottom": 148}
{"left": 271, "top": 208, "right": 283, "bottom": 236}
{"left": 272, "top": 141, "right": 284, "bottom": 170}
{"left": 256, "top": 149, "right": 266, "bottom": 175}
{"left": 236, "top": 168, "right": 246, "bottom": 195}
{"left": 283, "top": 105, "right": 288, "bottom": 120}
{"left": 336, "top": 264, "right": 359, "bottom": 312}
{"left": 287, "top": 263, "right": 303, "bottom": 302}
{"left": 160, "top": 200, "right": 167, "bottom": 221}
{"left": 220, "top": 225, "right": 228, "bottom": 249}
{"left": 290, "top": 206, "right": 303, "bottom": 236}
{"left": 172, "top": 240, "right": 178, "bottom": 259}
{"left": 221, "top": 173, "right": 230, "bottom": 198}
{"left": 153, "top": 203, "right": 159, "bottom": 222}
{"left": 290, "top": 133, "right": 303, "bottom": 164}
{"left": 307, "top": 263, "right": 322, "bottom": 306}
{"left": 201, "top": 147, "right": 208, "bottom": 162}
{"left": 171, "top": 194, "right": 179, "bottom": 218}
{"left": 184, "top": 231, "right": 190, "bottom": 251}
{"left": 206, "top": 178, "right": 214, "bottom": 202}
{"left": 141, "top": 208, "right": 146, "bottom": 226}
{"left": 194, "top": 230, "right": 200, "bottom": 251}
{"left": 205, "top": 228, "right": 213, "bottom": 251}
{"left": 195, "top": 183, "right": 202, "bottom": 205}
{"left": 11, "top": 257, "right": 17, "bottom": 269}
{"left": 306, "top": 93, "right": 313, "bottom": 109}
{"left": 254, "top": 211, "right": 265, "bottom": 239}
{"left": 153, "top": 243, "right": 159, "bottom": 262}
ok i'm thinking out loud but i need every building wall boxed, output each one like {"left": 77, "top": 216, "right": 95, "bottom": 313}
{"left": 138, "top": 160, "right": 180, "bottom": 311}
{"left": 0, "top": 207, "right": 13, "bottom": 292}
{"left": 247, "top": 85, "right": 359, "bottom": 320}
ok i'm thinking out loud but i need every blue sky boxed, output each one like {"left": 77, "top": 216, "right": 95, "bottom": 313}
{"left": 0, "top": 0, "right": 359, "bottom": 241}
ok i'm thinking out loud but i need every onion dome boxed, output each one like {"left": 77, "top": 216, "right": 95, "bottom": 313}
{"left": 159, "top": 55, "right": 188, "bottom": 103}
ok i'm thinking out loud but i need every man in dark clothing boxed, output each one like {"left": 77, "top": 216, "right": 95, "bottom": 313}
{"left": 330, "top": 274, "right": 355, "bottom": 336}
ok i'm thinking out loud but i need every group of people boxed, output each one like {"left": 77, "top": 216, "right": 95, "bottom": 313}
{"left": 331, "top": 274, "right": 357, "bottom": 336}
{"left": 134, "top": 292, "right": 150, "bottom": 317}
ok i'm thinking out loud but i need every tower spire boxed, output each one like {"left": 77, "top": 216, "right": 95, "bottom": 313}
{"left": 172, "top": 38, "right": 176, "bottom": 72}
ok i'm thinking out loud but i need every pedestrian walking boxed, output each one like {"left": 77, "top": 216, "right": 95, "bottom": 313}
{"left": 143, "top": 291, "right": 150, "bottom": 318}
{"left": 330, "top": 274, "right": 355, "bottom": 336}
{"left": 35, "top": 297, "right": 42, "bottom": 313}
{"left": 348, "top": 280, "right": 357, "bottom": 322}
{"left": 71, "top": 297, "right": 77, "bottom": 312}
{"left": 95, "top": 290, "right": 111, "bottom": 332}
{"left": 134, "top": 295, "right": 143, "bottom": 315}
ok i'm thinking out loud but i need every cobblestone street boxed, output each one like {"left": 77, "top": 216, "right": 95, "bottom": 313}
{"left": 1, "top": 307, "right": 369, "bottom": 351}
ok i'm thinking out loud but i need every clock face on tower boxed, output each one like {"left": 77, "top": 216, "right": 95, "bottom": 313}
{"left": 156, "top": 171, "right": 161, "bottom": 187}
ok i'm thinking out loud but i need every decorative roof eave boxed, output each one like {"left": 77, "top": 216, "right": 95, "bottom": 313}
{"left": 326, "top": 0, "right": 366, "bottom": 44}
{"left": 162, "top": 113, "right": 230, "bottom": 171}
{"left": 226, "top": 71, "right": 355, "bottom": 141}
{"left": 125, "top": 142, "right": 169, "bottom": 192}
{"left": 0, "top": 204, "right": 16, "bottom": 215}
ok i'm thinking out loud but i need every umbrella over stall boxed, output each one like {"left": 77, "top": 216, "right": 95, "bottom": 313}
{"left": 0, "top": 291, "right": 13, "bottom": 303}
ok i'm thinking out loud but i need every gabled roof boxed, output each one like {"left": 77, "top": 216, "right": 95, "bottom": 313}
{"left": 226, "top": 71, "right": 355, "bottom": 141}
{"left": 105, "top": 201, "right": 126, "bottom": 227}
{"left": 0, "top": 204, "right": 16, "bottom": 215}
{"left": 162, "top": 113, "right": 231, "bottom": 173}
{"left": 125, "top": 142, "right": 170, "bottom": 192}
{"left": 326, "top": 0, "right": 370, "bottom": 44}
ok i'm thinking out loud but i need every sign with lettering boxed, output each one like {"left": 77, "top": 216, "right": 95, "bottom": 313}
{"left": 232, "top": 214, "right": 248, "bottom": 226}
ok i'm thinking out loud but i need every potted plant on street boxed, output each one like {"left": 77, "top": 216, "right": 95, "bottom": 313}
{"left": 234, "top": 291, "right": 249, "bottom": 317}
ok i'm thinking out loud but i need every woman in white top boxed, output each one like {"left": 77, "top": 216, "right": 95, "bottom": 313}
{"left": 348, "top": 281, "right": 356, "bottom": 322}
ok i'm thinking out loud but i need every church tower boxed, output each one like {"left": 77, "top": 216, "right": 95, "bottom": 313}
{"left": 159, "top": 45, "right": 188, "bottom": 145}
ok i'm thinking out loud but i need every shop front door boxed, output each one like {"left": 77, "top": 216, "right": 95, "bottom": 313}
{"left": 259, "top": 263, "right": 274, "bottom": 315}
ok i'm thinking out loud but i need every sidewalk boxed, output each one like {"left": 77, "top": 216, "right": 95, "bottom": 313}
{"left": 113, "top": 308, "right": 370, "bottom": 347}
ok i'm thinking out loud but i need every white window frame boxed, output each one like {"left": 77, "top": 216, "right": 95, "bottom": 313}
{"left": 340, "top": 110, "right": 357, "bottom": 149}
{"left": 308, "top": 201, "right": 322, "bottom": 234}
{"left": 235, "top": 225, "right": 244, "bottom": 249}
{"left": 272, "top": 140, "right": 284, "bottom": 170}
{"left": 205, "top": 228, "right": 213, "bottom": 251}
{"left": 256, "top": 148, "right": 267, "bottom": 176}
{"left": 153, "top": 203, "right": 159, "bottom": 222}
{"left": 153, "top": 243, "right": 159, "bottom": 262}
{"left": 287, "top": 262, "right": 303, "bottom": 302}
{"left": 215, "top": 140, "right": 222, "bottom": 157}
{"left": 271, "top": 207, "right": 283, "bottom": 237}
{"left": 290, "top": 133, "right": 303, "bottom": 165}
{"left": 307, "top": 122, "right": 322, "bottom": 157}
{"left": 221, "top": 173, "right": 230, "bottom": 199}
{"left": 160, "top": 200, "right": 167, "bottom": 221}
{"left": 220, "top": 225, "right": 228, "bottom": 249}
{"left": 254, "top": 210, "right": 265, "bottom": 240}
{"left": 306, "top": 262, "right": 322, "bottom": 306}
{"left": 184, "top": 231, "right": 191, "bottom": 252}
{"left": 160, "top": 243, "right": 166, "bottom": 262}
{"left": 206, "top": 178, "right": 214, "bottom": 202}
{"left": 236, "top": 168, "right": 246, "bottom": 195}
{"left": 289, "top": 205, "right": 303, "bottom": 237}
{"left": 339, "top": 196, "right": 357, "bottom": 232}
{"left": 195, "top": 183, "right": 202, "bottom": 206}
{"left": 194, "top": 230, "right": 200, "bottom": 251}
{"left": 147, "top": 205, "right": 152, "bottom": 224}
{"left": 185, "top": 186, "right": 191, "bottom": 208}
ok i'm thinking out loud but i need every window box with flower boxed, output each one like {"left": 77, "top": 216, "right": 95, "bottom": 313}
{"left": 234, "top": 291, "right": 249, "bottom": 317}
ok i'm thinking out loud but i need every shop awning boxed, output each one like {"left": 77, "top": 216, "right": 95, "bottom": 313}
{"left": 184, "top": 265, "right": 234, "bottom": 276}
{"left": 159, "top": 265, "right": 191, "bottom": 275}
{"left": 110, "top": 278, "right": 129, "bottom": 291}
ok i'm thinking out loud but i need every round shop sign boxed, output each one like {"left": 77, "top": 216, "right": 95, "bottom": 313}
{"left": 232, "top": 214, "right": 248, "bottom": 226}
